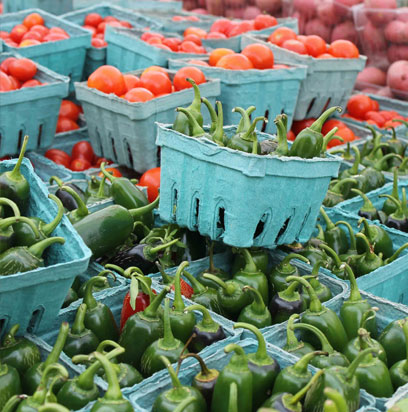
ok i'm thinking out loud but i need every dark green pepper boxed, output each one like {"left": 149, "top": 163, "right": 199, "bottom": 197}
{"left": 49, "top": 176, "right": 86, "bottom": 212}
{"left": 232, "top": 247, "right": 269, "bottom": 275}
{"left": 357, "top": 217, "right": 393, "bottom": 259}
{"left": 380, "top": 192, "right": 408, "bottom": 232}
{"left": 301, "top": 262, "right": 332, "bottom": 307}
{"left": 389, "top": 320, "right": 408, "bottom": 390}
{"left": 323, "top": 178, "right": 358, "bottom": 207}
{"left": 352, "top": 188, "right": 379, "bottom": 221}
{"left": 272, "top": 114, "right": 289, "bottom": 157}
{"left": 86, "top": 174, "right": 110, "bottom": 205}
{"left": 0, "top": 215, "right": 40, "bottom": 254}
{"left": 379, "top": 317, "right": 408, "bottom": 367}
{"left": 237, "top": 286, "right": 272, "bottom": 328}
{"left": 354, "top": 233, "right": 383, "bottom": 276}
{"left": 318, "top": 244, "right": 345, "bottom": 279}
{"left": 320, "top": 208, "right": 348, "bottom": 255}
{"left": 60, "top": 186, "right": 89, "bottom": 224}
{"left": 201, "top": 97, "right": 217, "bottom": 135}
{"left": 282, "top": 314, "right": 315, "bottom": 357}
{"left": 0, "top": 360, "right": 21, "bottom": 411}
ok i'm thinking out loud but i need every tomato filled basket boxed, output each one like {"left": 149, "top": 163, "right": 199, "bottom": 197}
{"left": 156, "top": 124, "right": 342, "bottom": 248}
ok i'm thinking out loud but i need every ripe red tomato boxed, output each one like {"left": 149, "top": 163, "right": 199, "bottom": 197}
{"left": 23, "top": 13, "right": 44, "bottom": 29}
{"left": 124, "top": 87, "right": 155, "bottom": 102}
{"left": 179, "top": 40, "right": 204, "bottom": 54}
{"left": 364, "top": 111, "right": 386, "bottom": 127}
{"left": 328, "top": 40, "right": 359, "bottom": 58}
{"left": 287, "top": 130, "right": 296, "bottom": 141}
{"left": 22, "top": 31, "right": 43, "bottom": 42}
{"left": 326, "top": 127, "right": 356, "bottom": 148}
{"left": 21, "top": 79, "right": 41, "bottom": 88}
{"left": 254, "top": 14, "right": 278, "bottom": 31}
{"left": 162, "top": 37, "right": 181, "bottom": 52}
{"left": 72, "top": 141, "right": 94, "bottom": 162}
{"left": 216, "top": 53, "right": 254, "bottom": 70}
{"left": 210, "top": 19, "right": 233, "bottom": 36}
{"left": 19, "top": 39, "right": 42, "bottom": 47}
{"left": 140, "top": 71, "right": 172, "bottom": 96}
{"left": 0, "top": 57, "right": 17, "bottom": 74}
{"left": 322, "top": 119, "right": 346, "bottom": 136}
{"left": 347, "top": 95, "right": 374, "bottom": 119}
{"left": 84, "top": 13, "right": 103, "bottom": 28}
{"left": 30, "top": 24, "right": 49, "bottom": 37}
{"left": 10, "top": 24, "right": 28, "bottom": 43}
{"left": 268, "top": 27, "right": 297, "bottom": 47}
{"left": 241, "top": 43, "right": 274, "bottom": 69}
{"left": 123, "top": 74, "right": 141, "bottom": 91}
{"left": 45, "top": 149, "right": 71, "bottom": 168}
{"left": 206, "top": 32, "right": 227, "bottom": 39}
{"left": 209, "top": 48, "right": 234, "bottom": 66}
{"left": 59, "top": 100, "right": 81, "bottom": 121}
{"left": 183, "top": 27, "right": 207, "bottom": 39}
{"left": 291, "top": 118, "right": 316, "bottom": 136}
{"left": 87, "top": 65, "right": 126, "bottom": 96}
{"left": 56, "top": 117, "right": 79, "bottom": 133}
{"left": 43, "top": 33, "right": 69, "bottom": 42}
{"left": 304, "top": 35, "right": 327, "bottom": 58}
{"left": 228, "top": 21, "right": 255, "bottom": 37}
{"left": 8, "top": 76, "right": 21, "bottom": 90}
{"left": 173, "top": 66, "right": 206, "bottom": 90}
{"left": 139, "top": 167, "right": 160, "bottom": 202}
{"left": 70, "top": 158, "right": 91, "bottom": 171}
{"left": 91, "top": 37, "right": 107, "bottom": 48}
{"left": 141, "top": 32, "right": 164, "bottom": 42}
{"left": 0, "top": 72, "right": 12, "bottom": 92}
{"left": 98, "top": 167, "right": 122, "bottom": 178}
{"left": 183, "top": 34, "right": 202, "bottom": 46}
{"left": 282, "top": 39, "right": 307, "bottom": 55}
{"left": 94, "top": 157, "right": 112, "bottom": 168}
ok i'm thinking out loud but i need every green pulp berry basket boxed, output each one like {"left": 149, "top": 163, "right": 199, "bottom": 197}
{"left": 62, "top": 4, "right": 163, "bottom": 79}
{"left": 1, "top": 8, "right": 91, "bottom": 88}
{"left": 168, "top": 57, "right": 307, "bottom": 134}
{"left": 156, "top": 123, "right": 342, "bottom": 248}
{"left": 74, "top": 69, "right": 220, "bottom": 173}
{"left": 0, "top": 52, "right": 69, "bottom": 157}
{"left": 0, "top": 159, "right": 91, "bottom": 338}
{"left": 3, "top": 0, "right": 73, "bottom": 14}
{"left": 241, "top": 33, "right": 367, "bottom": 121}
{"left": 261, "top": 292, "right": 408, "bottom": 410}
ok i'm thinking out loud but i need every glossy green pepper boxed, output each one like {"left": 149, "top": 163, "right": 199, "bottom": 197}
{"left": 318, "top": 244, "right": 345, "bottom": 279}
{"left": 272, "top": 114, "right": 289, "bottom": 156}
{"left": 383, "top": 169, "right": 400, "bottom": 216}
{"left": 389, "top": 320, "right": 408, "bottom": 390}
{"left": 237, "top": 286, "right": 272, "bottom": 328}
{"left": 86, "top": 174, "right": 110, "bottom": 205}
{"left": 301, "top": 262, "right": 333, "bottom": 307}
{"left": 231, "top": 247, "right": 269, "bottom": 275}
{"left": 0, "top": 215, "right": 40, "bottom": 253}
{"left": 320, "top": 208, "right": 348, "bottom": 255}
{"left": 0, "top": 360, "right": 21, "bottom": 411}
{"left": 60, "top": 186, "right": 90, "bottom": 224}
{"left": 351, "top": 188, "right": 379, "bottom": 221}
{"left": 379, "top": 317, "right": 408, "bottom": 367}
{"left": 201, "top": 97, "right": 217, "bottom": 135}
{"left": 354, "top": 233, "right": 383, "bottom": 276}
{"left": 282, "top": 314, "right": 315, "bottom": 357}
{"left": 380, "top": 192, "right": 408, "bottom": 232}
{"left": 323, "top": 178, "right": 358, "bottom": 207}
{"left": 227, "top": 114, "right": 264, "bottom": 154}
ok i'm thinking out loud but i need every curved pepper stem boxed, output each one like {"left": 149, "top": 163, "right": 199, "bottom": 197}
{"left": 291, "top": 350, "right": 328, "bottom": 373}
{"left": 180, "top": 352, "right": 215, "bottom": 379}
{"left": 321, "top": 127, "right": 342, "bottom": 154}
{"left": 2, "top": 324, "right": 20, "bottom": 347}
{"left": 163, "top": 298, "right": 178, "bottom": 347}
{"left": 130, "top": 273, "right": 154, "bottom": 307}
{"left": 243, "top": 286, "right": 266, "bottom": 315}
{"left": 148, "top": 237, "right": 180, "bottom": 256}
{"left": 279, "top": 279, "right": 301, "bottom": 300}
{"left": 28, "top": 237, "right": 65, "bottom": 259}
{"left": 144, "top": 286, "right": 171, "bottom": 318}
{"left": 71, "top": 303, "right": 87, "bottom": 335}
{"left": 9, "top": 135, "right": 28, "bottom": 180}
{"left": 316, "top": 224, "right": 325, "bottom": 241}
{"left": 176, "top": 107, "right": 206, "bottom": 137}
{"left": 233, "top": 106, "right": 255, "bottom": 134}
{"left": 202, "top": 273, "right": 236, "bottom": 296}
{"left": 161, "top": 355, "right": 182, "bottom": 389}
{"left": 350, "top": 189, "right": 377, "bottom": 216}
{"left": 360, "top": 308, "right": 378, "bottom": 330}
{"left": 100, "top": 162, "right": 117, "bottom": 182}
{"left": 2, "top": 395, "right": 27, "bottom": 412}
{"left": 185, "top": 304, "right": 217, "bottom": 329}
{"left": 323, "top": 388, "right": 348, "bottom": 412}
{"left": 384, "top": 242, "right": 408, "bottom": 265}
{"left": 32, "top": 363, "right": 69, "bottom": 405}
{"left": 355, "top": 233, "right": 376, "bottom": 257}
{"left": 320, "top": 207, "right": 336, "bottom": 230}
{"left": 285, "top": 314, "right": 302, "bottom": 350}
{"left": 280, "top": 253, "right": 310, "bottom": 268}
{"left": 172, "top": 261, "right": 190, "bottom": 311}
{"left": 61, "top": 186, "right": 89, "bottom": 220}
{"left": 0, "top": 198, "right": 21, "bottom": 216}
{"left": 155, "top": 261, "right": 173, "bottom": 285}
{"left": 374, "top": 153, "right": 402, "bottom": 171}
{"left": 286, "top": 275, "right": 323, "bottom": 312}
{"left": 42, "top": 194, "right": 64, "bottom": 236}
{"left": 212, "top": 101, "right": 225, "bottom": 146}
{"left": 293, "top": 323, "right": 335, "bottom": 354}
{"left": 224, "top": 343, "right": 246, "bottom": 360}
{"left": 341, "top": 263, "right": 362, "bottom": 302}
{"left": 335, "top": 221, "right": 357, "bottom": 251}
{"left": 233, "top": 322, "right": 269, "bottom": 364}
{"left": 309, "top": 107, "right": 342, "bottom": 133}
{"left": 290, "top": 369, "right": 324, "bottom": 406}
{"left": 201, "top": 97, "right": 217, "bottom": 134}
{"left": 0, "top": 217, "right": 40, "bottom": 238}
{"left": 128, "top": 195, "right": 160, "bottom": 220}
{"left": 274, "top": 114, "right": 289, "bottom": 156}
{"left": 83, "top": 276, "right": 107, "bottom": 310}
{"left": 319, "top": 244, "right": 342, "bottom": 269}
{"left": 379, "top": 194, "right": 405, "bottom": 220}
{"left": 345, "top": 347, "right": 379, "bottom": 380}
{"left": 43, "top": 323, "right": 69, "bottom": 369}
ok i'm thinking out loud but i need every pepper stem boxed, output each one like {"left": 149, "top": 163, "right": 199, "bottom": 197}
{"left": 96, "top": 175, "right": 107, "bottom": 198}
{"left": 351, "top": 189, "right": 377, "bottom": 215}
{"left": 293, "top": 323, "right": 334, "bottom": 354}
{"left": 379, "top": 194, "right": 405, "bottom": 220}
{"left": 32, "top": 364, "right": 69, "bottom": 405}
{"left": 28, "top": 237, "right": 65, "bottom": 258}
{"left": 100, "top": 162, "right": 116, "bottom": 182}
{"left": 202, "top": 273, "right": 235, "bottom": 295}
{"left": 201, "top": 97, "right": 217, "bottom": 134}
{"left": 2, "top": 324, "right": 19, "bottom": 346}
{"left": 155, "top": 261, "right": 173, "bottom": 285}
{"left": 172, "top": 261, "right": 190, "bottom": 311}
{"left": 182, "top": 270, "right": 206, "bottom": 294}
{"left": 242, "top": 116, "right": 265, "bottom": 143}
{"left": 374, "top": 153, "right": 402, "bottom": 171}
{"left": 71, "top": 303, "right": 87, "bottom": 335}
{"left": 323, "top": 388, "right": 348, "bottom": 412}
{"left": 180, "top": 352, "right": 212, "bottom": 376}
{"left": 161, "top": 355, "right": 183, "bottom": 389}
{"left": 243, "top": 286, "right": 265, "bottom": 314}
{"left": 279, "top": 279, "right": 300, "bottom": 300}
{"left": 320, "top": 207, "right": 335, "bottom": 230}
{"left": 286, "top": 276, "right": 323, "bottom": 312}
{"left": 321, "top": 127, "right": 342, "bottom": 154}
{"left": 128, "top": 195, "right": 159, "bottom": 220}
{"left": 239, "top": 248, "right": 258, "bottom": 272}
{"left": 0, "top": 217, "right": 39, "bottom": 238}
{"left": 341, "top": 263, "right": 362, "bottom": 302}
{"left": 285, "top": 314, "right": 301, "bottom": 349}
{"left": 291, "top": 350, "right": 328, "bottom": 373}
{"left": 2, "top": 395, "right": 26, "bottom": 412}
{"left": 385, "top": 243, "right": 408, "bottom": 264}
{"left": 149, "top": 237, "right": 180, "bottom": 255}
{"left": 349, "top": 146, "right": 361, "bottom": 175}
{"left": 212, "top": 101, "right": 224, "bottom": 146}
{"left": 61, "top": 186, "right": 89, "bottom": 219}
{"left": 309, "top": 107, "right": 342, "bottom": 132}
{"left": 335, "top": 221, "right": 357, "bottom": 251}
{"left": 290, "top": 369, "right": 324, "bottom": 405}
{"left": 345, "top": 347, "right": 379, "bottom": 380}
{"left": 10, "top": 135, "right": 28, "bottom": 180}
{"left": 281, "top": 253, "right": 310, "bottom": 267}
{"left": 93, "top": 352, "right": 124, "bottom": 401}
{"left": 176, "top": 107, "right": 206, "bottom": 137}
{"left": 83, "top": 276, "right": 107, "bottom": 310}
{"left": 233, "top": 106, "right": 255, "bottom": 134}
{"left": 42, "top": 194, "right": 64, "bottom": 236}
{"left": 187, "top": 78, "right": 202, "bottom": 113}
{"left": 233, "top": 322, "right": 269, "bottom": 363}
{"left": 0, "top": 198, "right": 20, "bottom": 216}
{"left": 43, "top": 322, "right": 69, "bottom": 369}
{"left": 355, "top": 233, "right": 375, "bottom": 256}
{"left": 184, "top": 304, "right": 216, "bottom": 328}
{"left": 144, "top": 286, "right": 171, "bottom": 319}
{"left": 319, "top": 244, "right": 342, "bottom": 268}
{"left": 274, "top": 114, "right": 289, "bottom": 156}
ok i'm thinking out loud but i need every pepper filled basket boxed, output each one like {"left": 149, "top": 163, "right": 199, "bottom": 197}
{"left": 241, "top": 34, "right": 367, "bottom": 121}
{"left": 0, "top": 159, "right": 91, "bottom": 338}
{"left": 0, "top": 52, "right": 69, "bottom": 157}
{"left": 3, "top": 0, "right": 73, "bottom": 14}
{"left": 105, "top": 26, "right": 208, "bottom": 72}
{"left": 156, "top": 123, "right": 342, "bottom": 248}
{"left": 74, "top": 69, "right": 220, "bottom": 173}
{"left": 0, "top": 9, "right": 91, "bottom": 86}
{"left": 168, "top": 57, "right": 307, "bottom": 134}
{"left": 61, "top": 3, "right": 163, "bottom": 79}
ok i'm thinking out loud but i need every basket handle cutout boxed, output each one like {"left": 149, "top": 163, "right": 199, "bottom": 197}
{"left": 275, "top": 216, "right": 292, "bottom": 244}
{"left": 93, "top": 128, "right": 103, "bottom": 157}
{"left": 27, "top": 306, "right": 44, "bottom": 334}
{"left": 306, "top": 97, "right": 316, "bottom": 118}
{"left": 156, "top": 146, "right": 161, "bottom": 165}
{"left": 320, "top": 97, "right": 331, "bottom": 116}
{"left": 171, "top": 187, "right": 178, "bottom": 219}
{"left": 190, "top": 196, "right": 200, "bottom": 230}
{"left": 262, "top": 109, "right": 269, "bottom": 133}
{"left": 125, "top": 140, "right": 133, "bottom": 169}
{"left": 253, "top": 212, "right": 270, "bottom": 240}
{"left": 110, "top": 136, "right": 117, "bottom": 160}
{"left": 296, "top": 208, "right": 312, "bottom": 240}
{"left": 37, "top": 124, "right": 43, "bottom": 149}
{"left": 17, "top": 129, "right": 23, "bottom": 151}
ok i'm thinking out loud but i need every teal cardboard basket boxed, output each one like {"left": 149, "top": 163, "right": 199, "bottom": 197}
{"left": 241, "top": 33, "right": 367, "bottom": 121}
{"left": 105, "top": 26, "right": 208, "bottom": 71}
{"left": 1, "top": 8, "right": 91, "bottom": 88}
{"left": 156, "top": 123, "right": 342, "bottom": 248}
{"left": 128, "top": 337, "right": 376, "bottom": 411}
{"left": 74, "top": 70, "right": 220, "bottom": 172}
{"left": 0, "top": 52, "right": 69, "bottom": 157}
{"left": 0, "top": 159, "right": 91, "bottom": 338}
{"left": 125, "top": 0, "right": 183, "bottom": 11}
{"left": 318, "top": 208, "right": 408, "bottom": 305}
{"left": 262, "top": 292, "right": 408, "bottom": 410}
{"left": 62, "top": 3, "right": 163, "bottom": 79}
{"left": 168, "top": 57, "right": 307, "bottom": 134}
{"left": 3, "top": 0, "right": 73, "bottom": 14}
{"left": 202, "top": 17, "right": 298, "bottom": 52}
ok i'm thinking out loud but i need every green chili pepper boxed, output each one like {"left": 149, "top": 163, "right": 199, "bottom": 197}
{"left": 389, "top": 320, "right": 408, "bottom": 390}
{"left": 0, "top": 135, "right": 30, "bottom": 214}
{"left": 379, "top": 318, "right": 408, "bottom": 367}
{"left": 203, "top": 273, "right": 250, "bottom": 319}
{"left": 0, "top": 360, "right": 21, "bottom": 411}
{"left": 211, "top": 101, "right": 226, "bottom": 147}
{"left": 301, "top": 261, "right": 333, "bottom": 307}
{"left": 350, "top": 188, "right": 379, "bottom": 221}
{"left": 382, "top": 169, "right": 400, "bottom": 216}
{"left": 321, "top": 128, "right": 343, "bottom": 155}
{"left": 211, "top": 343, "right": 253, "bottom": 412}
{"left": 317, "top": 243, "right": 345, "bottom": 279}
{"left": 89, "top": 352, "right": 133, "bottom": 412}
{"left": 173, "top": 78, "right": 204, "bottom": 135}
{"left": 0, "top": 324, "right": 41, "bottom": 375}
{"left": 293, "top": 323, "right": 349, "bottom": 368}
{"left": 233, "top": 322, "right": 280, "bottom": 409}
{"left": 380, "top": 192, "right": 408, "bottom": 232}
{"left": 354, "top": 233, "right": 384, "bottom": 276}
{"left": 263, "top": 369, "right": 324, "bottom": 411}
{"left": 63, "top": 303, "right": 99, "bottom": 358}
{"left": 0, "top": 236, "right": 65, "bottom": 276}
{"left": 176, "top": 107, "right": 212, "bottom": 139}
{"left": 141, "top": 298, "right": 183, "bottom": 377}
{"left": 23, "top": 322, "right": 69, "bottom": 394}
{"left": 77, "top": 269, "right": 114, "bottom": 299}
{"left": 82, "top": 276, "right": 119, "bottom": 342}
{"left": 86, "top": 174, "right": 110, "bottom": 205}
{"left": 268, "top": 253, "right": 309, "bottom": 293}
{"left": 272, "top": 350, "right": 327, "bottom": 395}
{"left": 201, "top": 97, "right": 217, "bottom": 135}
{"left": 0, "top": 216, "right": 40, "bottom": 253}
{"left": 60, "top": 186, "right": 90, "bottom": 224}
{"left": 357, "top": 217, "right": 393, "bottom": 259}
{"left": 13, "top": 195, "right": 64, "bottom": 247}
{"left": 283, "top": 314, "right": 315, "bottom": 357}
{"left": 323, "top": 179, "right": 358, "bottom": 207}
{"left": 184, "top": 304, "right": 226, "bottom": 353}
{"left": 289, "top": 107, "right": 342, "bottom": 158}
{"left": 320, "top": 208, "right": 348, "bottom": 255}
{"left": 119, "top": 286, "right": 170, "bottom": 369}
{"left": 323, "top": 388, "right": 349, "bottom": 412}
{"left": 232, "top": 247, "right": 269, "bottom": 274}
{"left": 287, "top": 276, "right": 348, "bottom": 352}
{"left": 0, "top": 198, "right": 21, "bottom": 252}
{"left": 237, "top": 286, "right": 272, "bottom": 328}
{"left": 3, "top": 395, "right": 27, "bottom": 412}
{"left": 272, "top": 114, "right": 289, "bottom": 156}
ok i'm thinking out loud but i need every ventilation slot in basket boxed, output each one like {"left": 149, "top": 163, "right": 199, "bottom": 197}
{"left": 125, "top": 140, "right": 133, "bottom": 168}
{"left": 262, "top": 110, "right": 269, "bottom": 132}
{"left": 191, "top": 197, "right": 200, "bottom": 229}
{"left": 321, "top": 97, "right": 331, "bottom": 115}
{"left": 253, "top": 214, "right": 268, "bottom": 240}
{"left": 306, "top": 98, "right": 316, "bottom": 118}
{"left": 17, "top": 129, "right": 23, "bottom": 150}
{"left": 0, "top": 318, "right": 8, "bottom": 337}
{"left": 275, "top": 216, "right": 291, "bottom": 244}
{"left": 37, "top": 124, "right": 43, "bottom": 148}
{"left": 172, "top": 187, "right": 178, "bottom": 219}
{"left": 27, "top": 307, "right": 44, "bottom": 334}
{"left": 111, "top": 136, "right": 117, "bottom": 160}
{"left": 216, "top": 207, "right": 225, "bottom": 238}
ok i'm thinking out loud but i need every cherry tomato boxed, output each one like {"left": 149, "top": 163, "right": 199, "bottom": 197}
{"left": 139, "top": 167, "right": 160, "bottom": 202}
{"left": 30, "top": 25, "right": 49, "bottom": 37}
{"left": 254, "top": 14, "right": 278, "bottom": 31}
{"left": 45, "top": 149, "right": 71, "bottom": 168}
{"left": 91, "top": 38, "right": 107, "bottom": 48}
{"left": 216, "top": 53, "right": 254, "bottom": 70}
{"left": 140, "top": 71, "right": 172, "bottom": 96}
{"left": 22, "top": 31, "right": 42, "bottom": 42}
{"left": 205, "top": 32, "right": 227, "bottom": 39}
{"left": 291, "top": 118, "right": 316, "bottom": 136}
{"left": 209, "top": 48, "right": 235, "bottom": 66}
{"left": 84, "top": 13, "right": 104, "bottom": 27}
{"left": 179, "top": 40, "right": 204, "bottom": 54}
{"left": 87, "top": 65, "right": 126, "bottom": 96}
{"left": 23, "top": 13, "right": 44, "bottom": 29}
{"left": 70, "top": 158, "right": 91, "bottom": 171}
{"left": 268, "top": 27, "right": 297, "bottom": 47}
{"left": 304, "top": 35, "right": 327, "bottom": 57}
{"left": 19, "top": 39, "right": 42, "bottom": 47}
{"left": 56, "top": 117, "right": 79, "bottom": 133}
{"left": 0, "top": 72, "right": 12, "bottom": 92}
{"left": 72, "top": 141, "right": 94, "bottom": 162}
{"left": 141, "top": 66, "right": 170, "bottom": 78}
{"left": 328, "top": 40, "right": 359, "bottom": 58}
{"left": 98, "top": 167, "right": 122, "bottom": 178}
{"left": 228, "top": 21, "right": 255, "bottom": 37}
{"left": 0, "top": 57, "right": 17, "bottom": 74}
{"left": 282, "top": 39, "right": 307, "bottom": 55}
{"left": 364, "top": 111, "right": 386, "bottom": 127}
{"left": 59, "top": 100, "right": 81, "bottom": 122}
{"left": 347, "top": 94, "right": 374, "bottom": 119}
{"left": 124, "top": 87, "right": 155, "bottom": 102}
{"left": 162, "top": 37, "right": 181, "bottom": 51}
{"left": 173, "top": 66, "right": 206, "bottom": 90}
{"left": 241, "top": 43, "right": 274, "bottom": 69}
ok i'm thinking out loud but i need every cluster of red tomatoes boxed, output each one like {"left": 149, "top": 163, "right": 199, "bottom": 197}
{"left": 0, "top": 12, "right": 71, "bottom": 48}
{"left": 289, "top": 118, "right": 358, "bottom": 149}
{"left": 344, "top": 94, "right": 408, "bottom": 129}
{"left": 56, "top": 100, "right": 83, "bottom": 133}
{"left": 87, "top": 64, "right": 206, "bottom": 102}
{"left": 268, "top": 27, "right": 360, "bottom": 59}
{"left": 0, "top": 57, "right": 43, "bottom": 91}
{"left": 80, "top": 12, "right": 133, "bottom": 48}
{"left": 45, "top": 140, "right": 112, "bottom": 172}
{"left": 140, "top": 30, "right": 207, "bottom": 54}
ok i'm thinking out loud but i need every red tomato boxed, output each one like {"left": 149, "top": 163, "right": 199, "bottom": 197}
{"left": 0, "top": 31, "right": 10, "bottom": 40}
{"left": 11, "top": 59, "right": 38, "bottom": 82}
{"left": 183, "top": 27, "right": 208, "bottom": 39}
{"left": 91, "top": 37, "right": 107, "bottom": 47}
{"left": 241, "top": 43, "right": 274, "bottom": 69}
{"left": 72, "top": 141, "right": 94, "bottom": 162}
{"left": 304, "top": 35, "right": 327, "bottom": 58}
{"left": 210, "top": 19, "right": 233, "bottom": 36}
{"left": 183, "top": 34, "right": 202, "bottom": 46}
{"left": 328, "top": 40, "right": 359, "bottom": 58}
{"left": 104, "top": 16, "right": 119, "bottom": 23}
{"left": 291, "top": 118, "right": 316, "bottom": 136}
{"left": 19, "top": 39, "right": 42, "bottom": 47}
{"left": 326, "top": 127, "right": 356, "bottom": 148}
{"left": 282, "top": 39, "right": 307, "bottom": 54}
{"left": 49, "top": 27, "right": 69, "bottom": 36}
{"left": 273, "top": 64, "right": 289, "bottom": 69}
{"left": 268, "top": 27, "right": 297, "bottom": 47}
{"left": 364, "top": 111, "right": 386, "bottom": 127}
{"left": 124, "top": 87, "right": 155, "bottom": 102}
{"left": 0, "top": 57, "right": 17, "bottom": 74}
{"left": 140, "top": 71, "right": 172, "bottom": 96}
{"left": 347, "top": 94, "right": 374, "bottom": 119}
{"left": 216, "top": 53, "right": 254, "bottom": 70}
{"left": 139, "top": 167, "right": 160, "bottom": 202}
{"left": 59, "top": 100, "right": 81, "bottom": 121}
{"left": 8, "top": 75, "right": 21, "bottom": 90}
{"left": 206, "top": 32, "right": 227, "bottom": 39}
{"left": 153, "top": 44, "right": 172, "bottom": 51}
{"left": 56, "top": 117, "right": 80, "bottom": 133}
{"left": 322, "top": 119, "right": 346, "bottom": 136}
{"left": 23, "top": 13, "right": 44, "bottom": 29}
{"left": 98, "top": 167, "right": 122, "bottom": 178}
{"left": 21, "top": 79, "right": 41, "bottom": 88}
{"left": 94, "top": 157, "right": 112, "bottom": 168}
{"left": 119, "top": 20, "right": 132, "bottom": 28}
{"left": 141, "top": 31, "right": 164, "bottom": 42}
{"left": 146, "top": 36, "right": 162, "bottom": 45}
{"left": 378, "top": 110, "right": 398, "bottom": 121}
{"left": 179, "top": 40, "right": 204, "bottom": 53}
{"left": 83, "top": 25, "right": 97, "bottom": 35}
{"left": 30, "top": 24, "right": 49, "bottom": 37}
{"left": 10, "top": 24, "right": 28, "bottom": 43}
{"left": 173, "top": 66, "right": 206, "bottom": 90}
{"left": 254, "top": 14, "right": 278, "bottom": 30}
{"left": 209, "top": 48, "right": 234, "bottom": 66}
{"left": 0, "top": 72, "right": 12, "bottom": 92}
{"left": 287, "top": 130, "right": 296, "bottom": 141}
{"left": 162, "top": 37, "right": 181, "bottom": 51}
{"left": 317, "top": 53, "right": 335, "bottom": 59}
{"left": 141, "top": 66, "right": 170, "bottom": 78}
{"left": 22, "top": 31, "right": 43, "bottom": 42}
{"left": 45, "top": 149, "right": 71, "bottom": 168}
{"left": 123, "top": 74, "right": 141, "bottom": 91}
{"left": 70, "top": 158, "right": 91, "bottom": 171}
{"left": 87, "top": 65, "right": 126, "bottom": 96}
{"left": 43, "top": 33, "right": 69, "bottom": 42}
{"left": 228, "top": 21, "right": 255, "bottom": 37}
{"left": 84, "top": 13, "right": 103, "bottom": 27}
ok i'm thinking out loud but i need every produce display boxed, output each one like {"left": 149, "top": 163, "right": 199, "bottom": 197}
{"left": 0, "top": 0, "right": 408, "bottom": 411}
